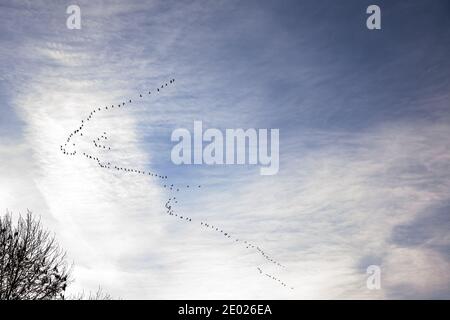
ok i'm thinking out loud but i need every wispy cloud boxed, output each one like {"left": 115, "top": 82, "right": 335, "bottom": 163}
{"left": 0, "top": 0, "right": 449, "bottom": 298}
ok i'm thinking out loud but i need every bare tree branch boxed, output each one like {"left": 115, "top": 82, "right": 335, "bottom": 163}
{"left": 0, "top": 210, "right": 71, "bottom": 300}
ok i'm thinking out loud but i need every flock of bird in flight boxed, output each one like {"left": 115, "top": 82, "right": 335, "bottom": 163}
{"left": 60, "top": 78, "right": 293, "bottom": 290}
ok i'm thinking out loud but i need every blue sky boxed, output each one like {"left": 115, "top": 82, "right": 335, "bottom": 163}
{"left": 0, "top": 0, "right": 449, "bottom": 298}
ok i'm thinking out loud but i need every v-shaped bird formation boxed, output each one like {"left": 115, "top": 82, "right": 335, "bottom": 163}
{"left": 60, "top": 78, "right": 293, "bottom": 290}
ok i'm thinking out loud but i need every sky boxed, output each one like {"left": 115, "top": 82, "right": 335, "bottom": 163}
{"left": 0, "top": 0, "right": 449, "bottom": 299}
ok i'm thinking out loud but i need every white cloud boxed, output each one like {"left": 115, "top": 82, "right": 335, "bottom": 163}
{"left": 1, "top": 0, "right": 449, "bottom": 299}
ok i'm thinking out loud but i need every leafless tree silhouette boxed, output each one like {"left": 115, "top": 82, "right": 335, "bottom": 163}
{"left": 0, "top": 211, "right": 70, "bottom": 300}
{"left": 68, "top": 286, "right": 113, "bottom": 300}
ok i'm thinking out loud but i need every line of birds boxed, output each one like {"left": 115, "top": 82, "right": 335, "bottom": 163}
{"left": 60, "top": 78, "right": 293, "bottom": 290}
{"left": 93, "top": 134, "right": 111, "bottom": 150}
{"left": 165, "top": 197, "right": 285, "bottom": 268}
{"left": 257, "top": 267, "right": 293, "bottom": 290}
